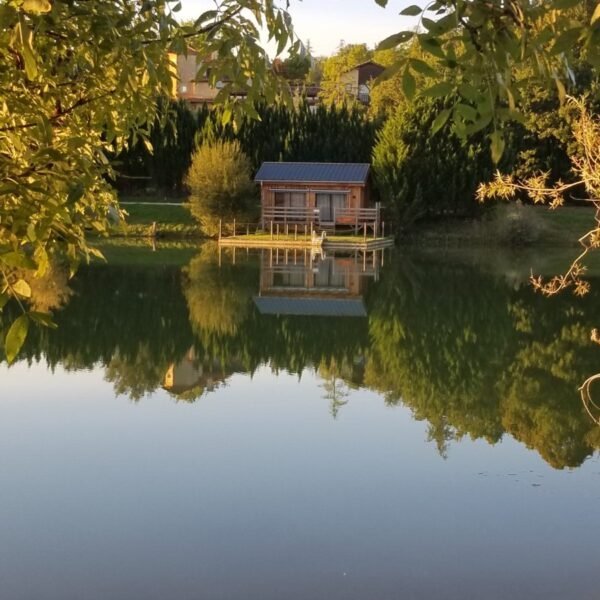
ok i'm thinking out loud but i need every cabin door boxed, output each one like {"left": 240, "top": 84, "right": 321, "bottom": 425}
{"left": 316, "top": 193, "right": 347, "bottom": 222}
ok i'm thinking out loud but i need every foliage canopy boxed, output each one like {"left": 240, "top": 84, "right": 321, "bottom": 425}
{"left": 0, "top": 0, "right": 295, "bottom": 361}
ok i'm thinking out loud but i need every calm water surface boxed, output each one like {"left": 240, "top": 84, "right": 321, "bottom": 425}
{"left": 1, "top": 244, "right": 600, "bottom": 600}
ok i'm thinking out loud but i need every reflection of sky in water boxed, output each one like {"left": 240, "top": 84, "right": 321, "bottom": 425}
{"left": 1, "top": 361, "right": 599, "bottom": 600}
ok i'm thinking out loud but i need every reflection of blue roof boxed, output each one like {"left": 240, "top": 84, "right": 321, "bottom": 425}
{"left": 255, "top": 162, "right": 370, "bottom": 184}
{"left": 253, "top": 296, "right": 367, "bottom": 317}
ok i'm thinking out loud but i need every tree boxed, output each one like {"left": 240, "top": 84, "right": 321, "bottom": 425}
{"left": 280, "top": 54, "right": 311, "bottom": 81}
{"left": 375, "top": 0, "right": 600, "bottom": 161}
{"left": 185, "top": 140, "right": 255, "bottom": 236}
{"left": 372, "top": 98, "right": 497, "bottom": 228}
{"left": 0, "top": 0, "right": 295, "bottom": 362}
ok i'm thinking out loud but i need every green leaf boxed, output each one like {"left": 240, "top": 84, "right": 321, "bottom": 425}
{"left": 431, "top": 108, "right": 452, "bottom": 134}
{"left": 553, "top": 0, "right": 582, "bottom": 8}
{"left": 400, "top": 5, "right": 422, "bottom": 16}
{"left": 29, "top": 311, "right": 57, "bottom": 329}
{"left": 550, "top": 28, "right": 582, "bottom": 55}
{"left": 458, "top": 82, "right": 480, "bottom": 102}
{"left": 374, "top": 0, "right": 388, "bottom": 6}
{"left": 377, "top": 61, "right": 404, "bottom": 83}
{"left": 591, "top": 3, "right": 600, "bottom": 25}
{"left": 409, "top": 58, "right": 437, "bottom": 77}
{"left": 418, "top": 36, "right": 445, "bottom": 59}
{"left": 221, "top": 108, "right": 232, "bottom": 126}
{"left": 377, "top": 31, "right": 414, "bottom": 50}
{"left": 5, "top": 314, "right": 29, "bottom": 364}
{"left": 402, "top": 68, "right": 416, "bottom": 100}
{"left": 0, "top": 293, "right": 9, "bottom": 311}
{"left": 12, "top": 279, "right": 31, "bottom": 298}
{"left": 421, "top": 81, "right": 453, "bottom": 97}
{"left": 489, "top": 131, "right": 505, "bottom": 164}
{"left": 454, "top": 103, "right": 478, "bottom": 122}
{"left": 21, "top": 0, "right": 52, "bottom": 13}
{"left": 554, "top": 77, "right": 567, "bottom": 104}
{"left": 0, "top": 252, "right": 36, "bottom": 270}
{"left": 13, "top": 18, "right": 38, "bottom": 80}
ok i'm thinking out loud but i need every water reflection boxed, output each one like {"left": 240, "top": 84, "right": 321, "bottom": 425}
{"left": 3, "top": 244, "right": 600, "bottom": 469}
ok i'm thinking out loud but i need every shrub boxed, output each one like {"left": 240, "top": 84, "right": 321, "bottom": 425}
{"left": 184, "top": 140, "right": 256, "bottom": 236}
{"left": 485, "top": 202, "right": 546, "bottom": 246}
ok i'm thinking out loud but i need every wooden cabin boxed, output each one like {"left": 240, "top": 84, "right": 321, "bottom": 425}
{"left": 254, "top": 162, "right": 379, "bottom": 233}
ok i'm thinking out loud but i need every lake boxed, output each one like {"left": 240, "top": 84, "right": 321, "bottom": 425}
{"left": 1, "top": 243, "right": 599, "bottom": 600}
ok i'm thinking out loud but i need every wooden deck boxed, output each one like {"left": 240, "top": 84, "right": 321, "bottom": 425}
{"left": 218, "top": 234, "right": 394, "bottom": 251}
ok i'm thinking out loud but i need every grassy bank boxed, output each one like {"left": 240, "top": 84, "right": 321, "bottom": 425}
{"left": 116, "top": 201, "right": 201, "bottom": 238}
{"left": 403, "top": 204, "right": 596, "bottom": 248}
{"left": 114, "top": 198, "right": 597, "bottom": 248}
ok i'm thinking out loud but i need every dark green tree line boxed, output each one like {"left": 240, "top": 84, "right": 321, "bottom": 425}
{"left": 116, "top": 99, "right": 379, "bottom": 193}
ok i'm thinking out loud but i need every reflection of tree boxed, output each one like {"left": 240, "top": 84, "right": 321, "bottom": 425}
{"left": 365, "top": 257, "right": 508, "bottom": 447}
{"left": 318, "top": 358, "right": 362, "bottom": 419}
{"left": 363, "top": 254, "right": 600, "bottom": 469}
{"left": 105, "top": 346, "right": 168, "bottom": 401}
{"left": 498, "top": 318, "right": 600, "bottom": 469}
{"left": 183, "top": 245, "right": 257, "bottom": 339}
{"left": 5, "top": 245, "right": 600, "bottom": 470}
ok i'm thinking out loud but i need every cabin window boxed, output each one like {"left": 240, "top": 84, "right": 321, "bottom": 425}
{"left": 274, "top": 191, "right": 307, "bottom": 207}
{"left": 315, "top": 192, "right": 347, "bottom": 222}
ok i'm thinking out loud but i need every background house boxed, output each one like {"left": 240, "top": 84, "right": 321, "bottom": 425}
{"left": 339, "top": 60, "right": 384, "bottom": 104}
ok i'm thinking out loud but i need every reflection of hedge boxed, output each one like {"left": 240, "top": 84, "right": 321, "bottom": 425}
{"left": 2, "top": 263, "right": 195, "bottom": 369}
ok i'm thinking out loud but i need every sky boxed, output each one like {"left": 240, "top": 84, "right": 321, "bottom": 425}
{"left": 178, "top": 0, "right": 418, "bottom": 57}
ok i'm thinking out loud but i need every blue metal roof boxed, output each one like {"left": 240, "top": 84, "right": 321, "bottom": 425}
{"left": 253, "top": 296, "right": 367, "bottom": 317}
{"left": 254, "top": 162, "right": 370, "bottom": 184}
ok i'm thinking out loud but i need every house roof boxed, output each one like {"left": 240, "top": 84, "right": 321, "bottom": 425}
{"left": 253, "top": 296, "right": 367, "bottom": 317}
{"left": 347, "top": 60, "right": 385, "bottom": 72}
{"left": 254, "top": 162, "right": 370, "bottom": 184}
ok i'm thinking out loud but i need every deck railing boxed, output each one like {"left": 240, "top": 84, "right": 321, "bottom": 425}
{"left": 262, "top": 206, "right": 319, "bottom": 225}
{"left": 253, "top": 203, "right": 388, "bottom": 237}
{"left": 333, "top": 207, "right": 378, "bottom": 225}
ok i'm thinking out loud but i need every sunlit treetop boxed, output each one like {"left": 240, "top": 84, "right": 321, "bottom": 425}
{"left": 0, "top": 0, "right": 296, "bottom": 361}
{"left": 375, "top": 0, "right": 600, "bottom": 161}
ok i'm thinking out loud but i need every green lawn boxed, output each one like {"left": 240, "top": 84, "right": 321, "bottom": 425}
{"left": 537, "top": 205, "right": 596, "bottom": 243}
{"left": 121, "top": 202, "right": 195, "bottom": 225}
{"left": 94, "top": 239, "right": 199, "bottom": 266}
{"left": 407, "top": 204, "right": 598, "bottom": 248}
{"left": 113, "top": 200, "right": 599, "bottom": 246}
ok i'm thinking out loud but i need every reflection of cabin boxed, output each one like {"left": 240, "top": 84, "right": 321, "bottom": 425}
{"left": 163, "top": 348, "right": 243, "bottom": 399}
{"left": 255, "top": 162, "right": 379, "bottom": 233}
{"left": 253, "top": 248, "right": 384, "bottom": 317}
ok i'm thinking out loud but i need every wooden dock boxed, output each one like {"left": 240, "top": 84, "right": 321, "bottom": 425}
{"left": 218, "top": 235, "right": 395, "bottom": 251}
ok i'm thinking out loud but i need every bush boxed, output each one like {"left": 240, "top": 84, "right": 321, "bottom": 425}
{"left": 184, "top": 140, "right": 256, "bottom": 236}
{"left": 485, "top": 202, "right": 546, "bottom": 246}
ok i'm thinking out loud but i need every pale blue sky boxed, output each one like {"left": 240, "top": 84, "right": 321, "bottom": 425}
{"left": 178, "top": 0, "right": 418, "bottom": 56}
